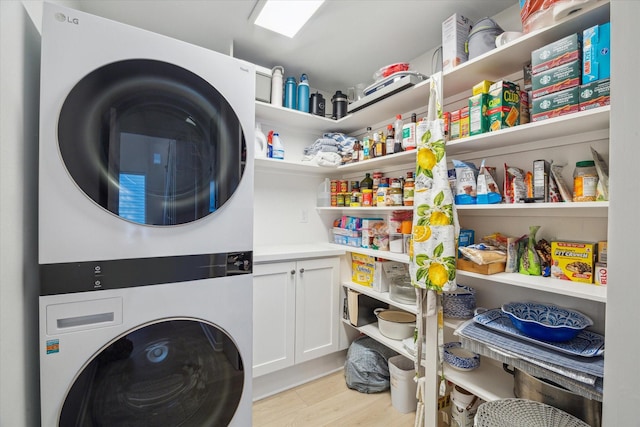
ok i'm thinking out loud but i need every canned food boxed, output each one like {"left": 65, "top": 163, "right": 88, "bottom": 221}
{"left": 339, "top": 180, "right": 348, "bottom": 193}
{"left": 362, "top": 189, "right": 373, "bottom": 206}
{"left": 330, "top": 180, "right": 338, "bottom": 194}
{"left": 336, "top": 192, "right": 345, "bottom": 207}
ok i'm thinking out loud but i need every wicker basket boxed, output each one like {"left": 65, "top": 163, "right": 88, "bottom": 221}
{"left": 474, "top": 398, "right": 590, "bottom": 427}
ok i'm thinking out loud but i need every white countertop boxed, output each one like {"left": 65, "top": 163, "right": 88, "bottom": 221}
{"left": 254, "top": 243, "right": 346, "bottom": 263}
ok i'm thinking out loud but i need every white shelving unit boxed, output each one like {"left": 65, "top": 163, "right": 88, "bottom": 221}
{"left": 254, "top": 2, "right": 611, "bottom": 423}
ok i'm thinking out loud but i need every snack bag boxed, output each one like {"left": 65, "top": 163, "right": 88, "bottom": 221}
{"left": 504, "top": 164, "right": 527, "bottom": 203}
{"left": 452, "top": 159, "right": 478, "bottom": 205}
{"left": 476, "top": 160, "right": 502, "bottom": 204}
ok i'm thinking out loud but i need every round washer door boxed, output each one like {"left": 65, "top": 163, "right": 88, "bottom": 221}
{"left": 59, "top": 319, "right": 245, "bottom": 426}
{"left": 58, "top": 59, "right": 247, "bottom": 226}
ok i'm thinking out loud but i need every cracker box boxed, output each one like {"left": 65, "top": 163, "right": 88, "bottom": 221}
{"left": 550, "top": 241, "right": 596, "bottom": 283}
{"left": 459, "top": 106, "right": 470, "bottom": 138}
{"left": 487, "top": 80, "right": 520, "bottom": 131}
{"left": 532, "top": 33, "right": 581, "bottom": 74}
{"left": 532, "top": 86, "right": 579, "bottom": 122}
{"left": 531, "top": 60, "right": 581, "bottom": 99}
{"left": 472, "top": 80, "right": 493, "bottom": 95}
{"left": 450, "top": 109, "right": 461, "bottom": 140}
{"left": 579, "top": 79, "right": 610, "bottom": 111}
{"left": 442, "top": 14, "right": 472, "bottom": 72}
{"left": 351, "top": 253, "right": 376, "bottom": 286}
{"left": 469, "top": 93, "right": 489, "bottom": 136}
{"left": 582, "top": 22, "right": 610, "bottom": 84}
{"left": 520, "top": 90, "right": 531, "bottom": 125}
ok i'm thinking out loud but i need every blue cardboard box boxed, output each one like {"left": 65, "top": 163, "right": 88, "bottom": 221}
{"left": 582, "top": 23, "right": 610, "bottom": 84}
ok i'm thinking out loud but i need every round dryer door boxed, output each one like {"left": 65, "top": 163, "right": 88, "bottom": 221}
{"left": 58, "top": 59, "right": 247, "bottom": 226}
{"left": 59, "top": 319, "right": 245, "bottom": 426}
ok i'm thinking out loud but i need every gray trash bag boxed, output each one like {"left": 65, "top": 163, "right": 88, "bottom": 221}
{"left": 344, "top": 335, "right": 399, "bottom": 393}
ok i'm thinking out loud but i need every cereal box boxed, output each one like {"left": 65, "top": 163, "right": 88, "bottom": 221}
{"left": 582, "top": 23, "right": 610, "bottom": 84}
{"left": 469, "top": 93, "right": 489, "bottom": 136}
{"left": 459, "top": 106, "right": 470, "bottom": 138}
{"left": 487, "top": 80, "right": 520, "bottom": 131}
{"left": 532, "top": 33, "right": 581, "bottom": 74}
{"left": 579, "top": 79, "right": 610, "bottom": 111}
{"left": 351, "top": 253, "right": 376, "bottom": 286}
{"left": 532, "top": 86, "right": 579, "bottom": 122}
{"left": 531, "top": 60, "right": 581, "bottom": 99}
{"left": 550, "top": 241, "right": 596, "bottom": 283}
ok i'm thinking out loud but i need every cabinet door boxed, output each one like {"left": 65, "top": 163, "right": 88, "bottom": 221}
{"left": 294, "top": 257, "right": 341, "bottom": 363}
{"left": 252, "top": 261, "right": 296, "bottom": 377}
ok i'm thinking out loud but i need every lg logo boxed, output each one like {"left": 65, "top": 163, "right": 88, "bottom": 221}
{"left": 55, "top": 12, "right": 79, "bottom": 25}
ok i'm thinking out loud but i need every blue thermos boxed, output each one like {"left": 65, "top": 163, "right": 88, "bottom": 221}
{"left": 297, "top": 74, "right": 310, "bottom": 113}
{"left": 284, "top": 77, "right": 297, "bottom": 109}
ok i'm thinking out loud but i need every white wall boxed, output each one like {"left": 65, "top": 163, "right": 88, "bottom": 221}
{"left": 0, "top": 2, "right": 42, "bottom": 425}
{"left": 603, "top": 2, "right": 640, "bottom": 426}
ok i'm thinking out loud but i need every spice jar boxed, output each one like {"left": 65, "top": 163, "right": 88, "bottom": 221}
{"left": 573, "top": 160, "right": 598, "bottom": 202}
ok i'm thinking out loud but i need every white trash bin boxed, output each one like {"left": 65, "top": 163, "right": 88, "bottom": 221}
{"left": 388, "top": 355, "right": 417, "bottom": 413}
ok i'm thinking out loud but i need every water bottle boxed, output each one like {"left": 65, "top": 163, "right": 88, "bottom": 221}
{"left": 297, "top": 74, "right": 310, "bottom": 113}
{"left": 271, "top": 66, "right": 284, "bottom": 107}
{"left": 284, "top": 77, "right": 297, "bottom": 109}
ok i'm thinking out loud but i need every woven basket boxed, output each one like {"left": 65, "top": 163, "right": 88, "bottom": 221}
{"left": 442, "top": 284, "right": 476, "bottom": 319}
{"left": 474, "top": 398, "right": 590, "bottom": 427}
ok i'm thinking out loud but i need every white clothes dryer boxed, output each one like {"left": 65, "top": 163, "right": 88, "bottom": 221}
{"left": 39, "top": 263, "right": 253, "bottom": 427}
{"left": 39, "top": 2, "right": 255, "bottom": 266}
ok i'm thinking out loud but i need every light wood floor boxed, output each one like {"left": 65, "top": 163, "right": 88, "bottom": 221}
{"left": 252, "top": 371, "right": 416, "bottom": 427}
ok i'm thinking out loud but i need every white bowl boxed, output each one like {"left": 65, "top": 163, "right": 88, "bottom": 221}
{"left": 495, "top": 31, "right": 524, "bottom": 47}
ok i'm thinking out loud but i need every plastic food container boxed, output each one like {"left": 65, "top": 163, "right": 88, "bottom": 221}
{"left": 373, "top": 63, "right": 410, "bottom": 81}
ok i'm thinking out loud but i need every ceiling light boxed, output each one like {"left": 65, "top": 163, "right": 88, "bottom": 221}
{"left": 252, "top": 0, "right": 324, "bottom": 38}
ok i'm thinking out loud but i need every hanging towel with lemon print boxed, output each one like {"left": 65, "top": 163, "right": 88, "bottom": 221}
{"left": 410, "top": 73, "right": 459, "bottom": 292}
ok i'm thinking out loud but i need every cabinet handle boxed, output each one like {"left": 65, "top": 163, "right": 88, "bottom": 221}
{"left": 299, "top": 268, "right": 305, "bottom": 274}
{"left": 290, "top": 270, "right": 296, "bottom": 275}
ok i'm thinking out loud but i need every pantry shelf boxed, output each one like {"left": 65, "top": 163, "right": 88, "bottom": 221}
{"left": 341, "top": 318, "right": 418, "bottom": 363}
{"left": 328, "top": 243, "right": 409, "bottom": 264}
{"left": 343, "top": 281, "right": 418, "bottom": 315}
{"left": 446, "top": 106, "right": 610, "bottom": 157}
{"left": 318, "top": 206, "right": 413, "bottom": 213}
{"left": 456, "top": 270, "right": 607, "bottom": 303}
{"left": 455, "top": 201, "right": 608, "bottom": 217}
{"left": 442, "top": 0, "right": 610, "bottom": 97}
{"left": 443, "top": 361, "right": 515, "bottom": 403}
{"left": 256, "top": 78, "right": 430, "bottom": 135}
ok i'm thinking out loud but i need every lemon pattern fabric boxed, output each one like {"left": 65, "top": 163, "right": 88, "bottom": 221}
{"left": 410, "top": 73, "right": 459, "bottom": 292}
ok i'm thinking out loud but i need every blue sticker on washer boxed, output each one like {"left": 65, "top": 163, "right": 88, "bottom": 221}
{"left": 46, "top": 339, "right": 59, "bottom": 354}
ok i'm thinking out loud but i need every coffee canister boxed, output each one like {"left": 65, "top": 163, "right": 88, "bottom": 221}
{"left": 310, "top": 92, "right": 325, "bottom": 117}
{"left": 331, "top": 90, "right": 348, "bottom": 120}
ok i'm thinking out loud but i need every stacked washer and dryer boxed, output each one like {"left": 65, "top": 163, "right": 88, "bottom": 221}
{"left": 38, "top": 4, "right": 255, "bottom": 426}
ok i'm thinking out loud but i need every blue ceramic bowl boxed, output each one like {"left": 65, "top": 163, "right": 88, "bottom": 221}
{"left": 443, "top": 285, "right": 476, "bottom": 319}
{"left": 443, "top": 342, "right": 480, "bottom": 371}
{"left": 501, "top": 302, "right": 593, "bottom": 342}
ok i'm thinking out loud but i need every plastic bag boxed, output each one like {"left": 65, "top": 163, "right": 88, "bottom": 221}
{"left": 476, "top": 160, "right": 502, "bottom": 204}
{"left": 591, "top": 146, "right": 609, "bottom": 201}
{"left": 344, "top": 336, "right": 398, "bottom": 393}
{"left": 519, "top": 225, "right": 541, "bottom": 275}
{"left": 459, "top": 244, "right": 507, "bottom": 265}
{"left": 504, "top": 164, "right": 527, "bottom": 203}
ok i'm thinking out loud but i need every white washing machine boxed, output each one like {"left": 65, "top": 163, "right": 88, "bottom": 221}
{"left": 39, "top": 272, "right": 253, "bottom": 426}
{"left": 38, "top": 3, "right": 255, "bottom": 426}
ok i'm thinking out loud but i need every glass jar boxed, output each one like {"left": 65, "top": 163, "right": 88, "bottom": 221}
{"left": 376, "top": 179, "right": 389, "bottom": 207}
{"left": 387, "top": 178, "right": 403, "bottom": 206}
{"left": 403, "top": 171, "right": 415, "bottom": 206}
{"left": 573, "top": 160, "right": 598, "bottom": 202}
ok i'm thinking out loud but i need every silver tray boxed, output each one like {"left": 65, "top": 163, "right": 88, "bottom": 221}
{"left": 473, "top": 308, "right": 604, "bottom": 357}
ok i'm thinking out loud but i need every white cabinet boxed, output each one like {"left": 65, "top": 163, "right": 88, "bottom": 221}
{"left": 252, "top": 256, "right": 340, "bottom": 377}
